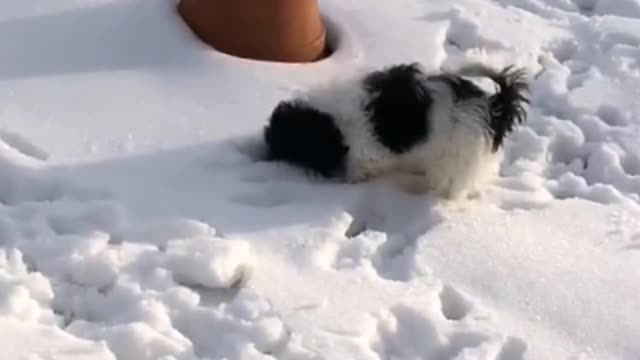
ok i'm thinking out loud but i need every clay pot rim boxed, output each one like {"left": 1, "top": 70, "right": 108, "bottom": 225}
{"left": 178, "top": 0, "right": 335, "bottom": 63}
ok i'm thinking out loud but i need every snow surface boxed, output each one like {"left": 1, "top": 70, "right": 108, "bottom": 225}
{"left": 1, "top": 0, "right": 640, "bottom": 359}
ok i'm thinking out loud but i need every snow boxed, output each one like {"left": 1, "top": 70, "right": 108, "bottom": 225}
{"left": 0, "top": 0, "right": 639, "bottom": 359}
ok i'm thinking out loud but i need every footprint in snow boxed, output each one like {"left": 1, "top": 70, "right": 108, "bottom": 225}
{"left": 370, "top": 303, "right": 526, "bottom": 359}
{"left": 335, "top": 188, "right": 444, "bottom": 281}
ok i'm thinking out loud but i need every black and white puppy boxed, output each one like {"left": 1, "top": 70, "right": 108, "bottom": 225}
{"left": 263, "top": 63, "right": 529, "bottom": 199}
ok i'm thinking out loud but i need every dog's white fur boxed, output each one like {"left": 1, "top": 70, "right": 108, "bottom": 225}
{"left": 298, "top": 66, "right": 503, "bottom": 200}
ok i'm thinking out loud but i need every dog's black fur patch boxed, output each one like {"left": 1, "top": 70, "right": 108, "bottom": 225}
{"left": 429, "top": 75, "right": 486, "bottom": 102}
{"left": 486, "top": 66, "right": 530, "bottom": 151}
{"left": 363, "top": 63, "right": 432, "bottom": 154}
{"left": 263, "top": 100, "right": 348, "bottom": 178}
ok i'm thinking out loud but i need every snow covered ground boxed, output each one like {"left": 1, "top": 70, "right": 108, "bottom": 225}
{"left": 1, "top": 0, "right": 640, "bottom": 359}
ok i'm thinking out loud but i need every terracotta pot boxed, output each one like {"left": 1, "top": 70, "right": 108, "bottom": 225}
{"left": 178, "top": 0, "right": 328, "bottom": 63}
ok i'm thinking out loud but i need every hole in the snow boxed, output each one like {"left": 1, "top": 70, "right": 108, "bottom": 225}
{"left": 597, "top": 105, "right": 629, "bottom": 127}
{"left": 345, "top": 217, "right": 367, "bottom": 238}
{"left": 622, "top": 154, "right": 640, "bottom": 176}
{"left": 497, "top": 337, "right": 528, "bottom": 360}
{"left": 440, "top": 284, "right": 472, "bottom": 321}
{"left": 571, "top": 0, "right": 597, "bottom": 15}
{"left": 548, "top": 38, "right": 578, "bottom": 64}
{"left": 190, "top": 285, "right": 242, "bottom": 308}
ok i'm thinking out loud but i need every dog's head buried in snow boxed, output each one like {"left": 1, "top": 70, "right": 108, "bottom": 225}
{"left": 263, "top": 63, "right": 530, "bottom": 200}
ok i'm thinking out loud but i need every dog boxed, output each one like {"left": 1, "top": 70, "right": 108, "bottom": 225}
{"left": 262, "top": 62, "right": 529, "bottom": 200}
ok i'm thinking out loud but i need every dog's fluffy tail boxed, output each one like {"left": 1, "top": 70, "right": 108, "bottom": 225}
{"left": 456, "top": 64, "right": 530, "bottom": 151}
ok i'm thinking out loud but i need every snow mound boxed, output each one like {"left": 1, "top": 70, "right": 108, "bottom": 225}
{"left": 166, "top": 236, "right": 252, "bottom": 289}
{"left": 0, "top": 248, "right": 54, "bottom": 324}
